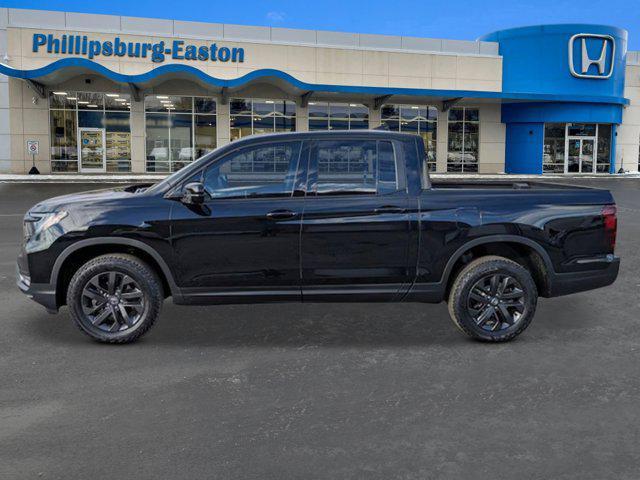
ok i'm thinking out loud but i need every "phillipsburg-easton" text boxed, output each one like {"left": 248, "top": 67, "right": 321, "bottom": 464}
{"left": 32, "top": 33, "right": 245, "bottom": 64}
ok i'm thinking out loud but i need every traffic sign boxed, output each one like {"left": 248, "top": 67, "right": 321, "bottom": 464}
{"left": 27, "top": 140, "right": 39, "bottom": 156}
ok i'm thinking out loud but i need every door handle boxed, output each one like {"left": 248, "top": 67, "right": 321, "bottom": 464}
{"left": 266, "top": 209, "right": 298, "bottom": 220}
{"left": 374, "top": 206, "right": 406, "bottom": 214}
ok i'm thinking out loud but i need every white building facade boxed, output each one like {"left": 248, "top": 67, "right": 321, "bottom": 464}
{"left": 0, "top": 8, "right": 636, "bottom": 176}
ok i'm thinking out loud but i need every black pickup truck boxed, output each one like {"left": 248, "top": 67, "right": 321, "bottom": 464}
{"left": 17, "top": 130, "right": 619, "bottom": 343}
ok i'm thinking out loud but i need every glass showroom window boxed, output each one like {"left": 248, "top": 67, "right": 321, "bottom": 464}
{"left": 145, "top": 96, "right": 217, "bottom": 172}
{"left": 49, "top": 91, "right": 132, "bottom": 172}
{"left": 229, "top": 98, "right": 296, "bottom": 141}
{"left": 447, "top": 107, "right": 479, "bottom": 172}
{"left": 596, "top": 124, "right": 612, "bottom": 173}
{"left": 543, "top": 123, "right": 612, "bottom": 174}
{"left": 308, "top": 102, "right": 369, "bottom": 130}
{"left": 381, "top": 104, "right": 437, "bottom": 171}
{"left": 543, "top": 123, "right": 566, "bottom": 173}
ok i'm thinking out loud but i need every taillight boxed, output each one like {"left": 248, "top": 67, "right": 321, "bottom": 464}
{"left": 601, "top": 205, "right": 617, "bottom": 251}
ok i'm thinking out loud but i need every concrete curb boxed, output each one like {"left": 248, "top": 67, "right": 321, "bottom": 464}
{"left": 1, "top": 173, "right": 639, "bottom": 183}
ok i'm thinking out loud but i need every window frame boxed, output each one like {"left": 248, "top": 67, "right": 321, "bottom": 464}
{"left": 446, "top": 106, "right": 480, "bottom": 173}
{"left": 307, "top": 102, "right": 370, "bottom": 131}
{"left": 49, "top": 90, "right": 132, "bottom": 173}
{"left": 229, "top": 97, "right": 297, "bottom": 141}
{"left": 542, "top": 122, "right": 613, "bottom": 174}
{"left": 144, "top": 95, "right": 217, "bottom": 173}
{"left": 381, "top": 103, "right": 438, "bottom": 172}
{"left": 306, "top": 137, "right": 407, "bottom": 197}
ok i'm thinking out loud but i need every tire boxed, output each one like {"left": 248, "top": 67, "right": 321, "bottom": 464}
{"left": 66, "top": 254, "right": 163, "bottom": 344}
{"left": 448, "top": 255, "right": 538, "bottom": 342}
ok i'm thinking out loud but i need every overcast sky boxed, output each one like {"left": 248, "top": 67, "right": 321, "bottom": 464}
{"left": 3, "top": 0, "right": 640, "bottom": 49}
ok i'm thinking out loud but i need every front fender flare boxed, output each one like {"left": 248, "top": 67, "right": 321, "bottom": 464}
{"left": 50, "top": 237, "right": 180, "bottom": 297}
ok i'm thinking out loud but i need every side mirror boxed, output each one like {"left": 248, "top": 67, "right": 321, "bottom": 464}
{"left": 182, "top": 182, "right": 206, "bottom": 205}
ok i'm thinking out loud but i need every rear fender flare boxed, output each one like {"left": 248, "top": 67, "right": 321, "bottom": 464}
{"left": 440, "top": 234, "right": 555, "bottom": 286}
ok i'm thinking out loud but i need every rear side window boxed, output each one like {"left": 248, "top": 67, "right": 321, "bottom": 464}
{"left": 201, "top": 141, "right": 301, "bottom": 199}
{"left": 311, "top": 140, "right": 400, "bottom": 195}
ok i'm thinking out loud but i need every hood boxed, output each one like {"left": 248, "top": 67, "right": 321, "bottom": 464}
{"left": 29, "top": 184, "right": 152, "bottom": 213}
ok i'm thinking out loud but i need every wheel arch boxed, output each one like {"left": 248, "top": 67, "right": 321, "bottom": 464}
{"left": 52, "top": 238, "right": 180, "bottom": 307}
{"left": 441, "top": 235, "right": 554, "bottom": 298}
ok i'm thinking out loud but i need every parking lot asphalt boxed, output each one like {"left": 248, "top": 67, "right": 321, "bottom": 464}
{"left": 1, "top": 178, "right": 639, "bottom": 479}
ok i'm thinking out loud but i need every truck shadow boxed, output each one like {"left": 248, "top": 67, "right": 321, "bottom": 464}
{"left": 26, "top": 298, "right": 595, "bottom": 348}
{"left": 148, "top": 302, "right": 468, "bottom": 347}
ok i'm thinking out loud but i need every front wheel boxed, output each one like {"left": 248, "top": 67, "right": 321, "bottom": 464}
{"left": 448, "top": 255, "right": 538, "bottom": 342}
{"left": 67, "top": 254, "right": 163, "bottom": 343}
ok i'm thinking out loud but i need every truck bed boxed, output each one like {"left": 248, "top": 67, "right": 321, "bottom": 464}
{"left": 429, "top": 179, "right": 593, "bottom": 190}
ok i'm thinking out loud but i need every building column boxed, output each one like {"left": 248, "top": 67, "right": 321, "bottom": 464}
{"left": 0, "top": 73, "right": 10, "bottom": 173}
{"left": 130, "top": 97, "right": 145, "bottom": 173}
{"left": 436, "top": 108, "right": 448, "bottom": 173}
{"left": 296, "top": 104, "right": 308, "bottom": 132}
{"left": 16, "top": 80, "right": 50, "bottom": 174}
{"left": 616, "top": 123, "right": 640, "bottom": 173}
{"left": 368, "top": 108, "right": 381, "bottom": 129}
{"left": 0, "top": 14, "right": 9, "bottom": 174}
{"left": 478, "top": 104, "right": 506, "bottom": 174}
{"left": 217, "top": 100, "right": 230, "bottom": 147}
{"left": 616, "top": 66, "right": 640, "bottom": 173}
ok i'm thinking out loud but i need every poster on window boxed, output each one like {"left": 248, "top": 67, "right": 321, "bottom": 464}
{"left": 106, "top": 131, "right": 131, "bottom": 160}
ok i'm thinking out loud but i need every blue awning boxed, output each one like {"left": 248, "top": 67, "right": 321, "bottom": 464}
{"left": 0, "top": 58, "right": 629, "bottom": 106}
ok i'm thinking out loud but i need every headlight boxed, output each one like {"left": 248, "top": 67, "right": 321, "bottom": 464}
{"left": 23, "top": 211, "right": 68, "bottom": 242}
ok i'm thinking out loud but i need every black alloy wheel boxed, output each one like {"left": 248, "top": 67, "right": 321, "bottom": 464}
{"left": 448, "top": 255, "right": 538, "bottom": 342}
{"left": 81, "top": 271, "right": 145, "bottom": 333}
{"left": 467, "top": 273, "right": 526, "bottom": 332}
{"left": 67, "top": 254, "right": 163, "bottom": 343}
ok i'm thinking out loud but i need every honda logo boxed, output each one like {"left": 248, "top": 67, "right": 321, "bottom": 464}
{"left": 568, "top": 33, "right": 615, "bottom": 79}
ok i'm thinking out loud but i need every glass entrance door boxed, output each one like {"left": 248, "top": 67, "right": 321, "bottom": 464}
{"left": 78, "top": 128, "right": 106, "bottom": 172}
{"left": 580, "top": 139, "right": 594, "bottom": 173}
{"left": 565, "top": 137, "right": 595, "bottom": 173}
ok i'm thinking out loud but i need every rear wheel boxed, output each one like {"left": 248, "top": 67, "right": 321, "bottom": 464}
{"left": 448, "top": 255, "right": 538, "bottom": 342}
{"left": 66, "top": 254, "right": 163, "bottom": 343}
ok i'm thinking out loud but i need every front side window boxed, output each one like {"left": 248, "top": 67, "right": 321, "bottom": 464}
{"left": 447, "top": 107, "right": 479, "bottom": 173}
{"left": 201, "top": 141, "right": 302, "bottom": 199}
{"left": 308, "top": 102, "right": 369, "bottom": 131}
{"left": 312, "top": 140, "right": 399, "bottom": 195}
{"left": 145, "top": 95, "right": 217, "bottom": 173}
{"left": 382, "top": 104, "right": 437, "bottom": 171}
{"left": 229, "top": 98, "right": 296, "bottom": 141}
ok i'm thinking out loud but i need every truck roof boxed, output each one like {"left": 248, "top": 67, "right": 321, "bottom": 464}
{"left": 227, "top": 129, "right": 421, "bottom": 145}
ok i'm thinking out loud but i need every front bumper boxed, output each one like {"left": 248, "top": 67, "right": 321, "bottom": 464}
{"left": 16, "top": 264, "right": 58, "bottom": 313}
{"left": 547, "top": 255, "right": 620, "bottom": 297}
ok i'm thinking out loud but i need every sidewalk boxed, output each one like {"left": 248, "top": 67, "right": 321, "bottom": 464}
{"left": 0, "top": 173, "right": 639, "bottom": 183}
{"left": 0, "top": 174, "right": 164, "bottom": 183}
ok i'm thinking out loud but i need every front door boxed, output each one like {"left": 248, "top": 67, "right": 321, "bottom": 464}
{"left": 300, "top": 137, "right": 411, "bottom": 301}
{"left": 170, "top": 139, "right": 306, "bottom": 301}
{"left": 566, "top": 137, "right": 595, "bottom": 173}
{"left": 78, "top": 128, "right": 106, "bottom": 173}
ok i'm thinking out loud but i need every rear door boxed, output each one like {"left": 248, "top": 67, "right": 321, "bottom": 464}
{"left": 300, "top": 136, "right": 412, "bottom": 301}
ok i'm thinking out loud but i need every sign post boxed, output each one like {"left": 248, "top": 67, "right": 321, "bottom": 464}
{"left": 26, "top": 140, "right": 39, "bottom": 174}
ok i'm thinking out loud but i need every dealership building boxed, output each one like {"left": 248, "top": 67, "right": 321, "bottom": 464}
{"left": 0, "top": 7, "right": 638, "bottom": 176}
